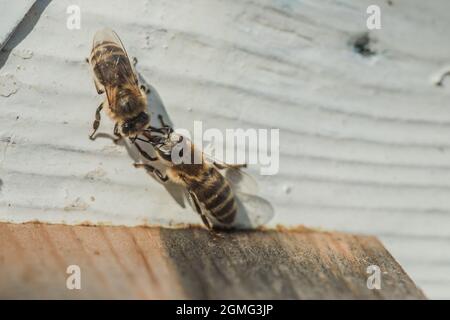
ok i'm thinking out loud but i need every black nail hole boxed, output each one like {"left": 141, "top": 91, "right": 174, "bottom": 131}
{"left": 352, "top": 32, "right": 376, "bottom": 57}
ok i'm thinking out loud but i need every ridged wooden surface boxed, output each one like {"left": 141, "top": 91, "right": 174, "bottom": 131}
{"left": 0, "top": 0, "right": 35, "bottom": 49}
{"left": 0, "top": 222, "right": 426, "bottom": 299}
{"left": 0, "top": 0, "right": 449, "bottom": 298}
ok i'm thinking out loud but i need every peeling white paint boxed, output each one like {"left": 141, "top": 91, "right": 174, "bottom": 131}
{"left": 12, "top": 48, "right": 33, "bottom": 59}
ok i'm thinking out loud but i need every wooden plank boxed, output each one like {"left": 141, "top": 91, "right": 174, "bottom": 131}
{"left": 0, "top": 222, "right": 426, "bottom": 299}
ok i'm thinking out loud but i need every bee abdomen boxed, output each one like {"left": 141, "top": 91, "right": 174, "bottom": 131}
{"left": 194, "top": 176, "right": 237, "bottom": 225}
{"left": 210, "top": 196, "right": 237, "bottom": 225}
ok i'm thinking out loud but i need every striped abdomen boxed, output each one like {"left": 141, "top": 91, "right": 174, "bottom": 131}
{"left": 189, "top": 167, "right": 237, "bottom": 226}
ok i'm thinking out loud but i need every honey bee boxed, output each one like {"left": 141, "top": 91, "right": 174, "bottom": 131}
{"left": 133, "top": 116, "right": 274, "bottom": 230}
{"left": 87, "top": 28, "right": 150, "bottom": 140}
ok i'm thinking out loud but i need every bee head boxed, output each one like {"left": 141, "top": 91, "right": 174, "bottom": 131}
{"left": 121, "top": 112, "right": 150, "bottom": 136}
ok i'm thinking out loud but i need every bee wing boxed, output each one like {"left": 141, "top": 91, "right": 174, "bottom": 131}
{"left": 91, "top": 29, "right": 139, "bottom": 106}
{"left": 223, "top": 167, "right": 259, "bottom": 195}
{"left": 92, "top": 28, "right": 128, "bottom": 57}
{"left": 104, "top": 85, "right": 117, "bottom": 110}
{"left": 202, "top": 155, "right": 259, "bottom": 195}
{"left": 233, "top": 192, "right": 274, "bottom": 229}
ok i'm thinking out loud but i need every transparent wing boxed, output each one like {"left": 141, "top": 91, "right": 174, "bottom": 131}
{"left": 223, "top": 167, "right": 258, "bottom": 195}
{"left": 91, "top": 28, "right": 138, "bottom": 90}
{"left": 232, "top": 192, "right": 274, "bottom": 230}
{"left": 202, "top": 142, "right": 258, "bottom": 194}
{"left": 93, "top": 28, "right": 127, "bottom": 54}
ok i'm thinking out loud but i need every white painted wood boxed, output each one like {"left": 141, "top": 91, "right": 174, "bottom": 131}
{"left": 0, "top": 0, "right": 35, "bottom": 49}
{"left": 0, "top": 0, "right": 449, "bottom": 298}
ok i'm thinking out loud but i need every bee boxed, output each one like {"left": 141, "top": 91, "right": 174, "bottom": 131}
{"left": 87, "top": 28, "right": 150, "bottom": 141}
{"left": 133, "top": 116, "right": 274, "bottom": 230}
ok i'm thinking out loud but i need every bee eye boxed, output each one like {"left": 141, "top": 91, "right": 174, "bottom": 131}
{"left": 140, "top": 112, "right": 149, "bottom": 123}
{"left": 163, "top": 152, "right": 172, "bottom": 161}
{"left": 121, "top": 123, "right": 130, "bottom": 134}
{"left": 137, "top": 113, "right": 150, "bottom": 129}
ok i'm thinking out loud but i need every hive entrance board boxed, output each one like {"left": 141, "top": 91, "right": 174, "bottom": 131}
{"left": 0, "top": 222, "right": 426, "bottom": 299}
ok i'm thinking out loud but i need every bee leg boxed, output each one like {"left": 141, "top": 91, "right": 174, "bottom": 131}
{"left": 213, "top": 162, "right": 247, "bottom": 170}
{"left": 134, "top": 163, "right": 168, "bottom": 183}
{"left": 94, "top": 80, "right": 104, "bottom": 95}
{"left": 85, "top": 57, "right": 89, "bottom": 63}
{"left": 132, "top": 57, "right": 138, "bottom": 66}
{"left": 89, "top": 102, "right": 103, "bottom": 140}
{"left": 134, "top": 142, "right": 158, "bottom": 161}
{"left": 140, "top": 84, "right": 150, "bottom": 94}
{"left": 188, "top": 191, "right": 213, "bottom": 230}
{"left": 158, "top": 114, "right": 170, "bottom": 128}
{"left": 200, "top": 215, "right": 213, "bottom": 230}
{"left": 113, "top": 123, "right": 123, "bottom": 144}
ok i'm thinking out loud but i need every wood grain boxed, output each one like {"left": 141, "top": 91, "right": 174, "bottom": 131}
{"left": 0, "top": 222, "right": 426, "bottom": 299}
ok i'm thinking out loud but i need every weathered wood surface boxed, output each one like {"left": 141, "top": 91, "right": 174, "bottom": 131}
{"left": 0, "top": 223, "right": 425, "bottom": 299}
{"left": 0, "top": 0, "right": 449, "bottom": 298}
